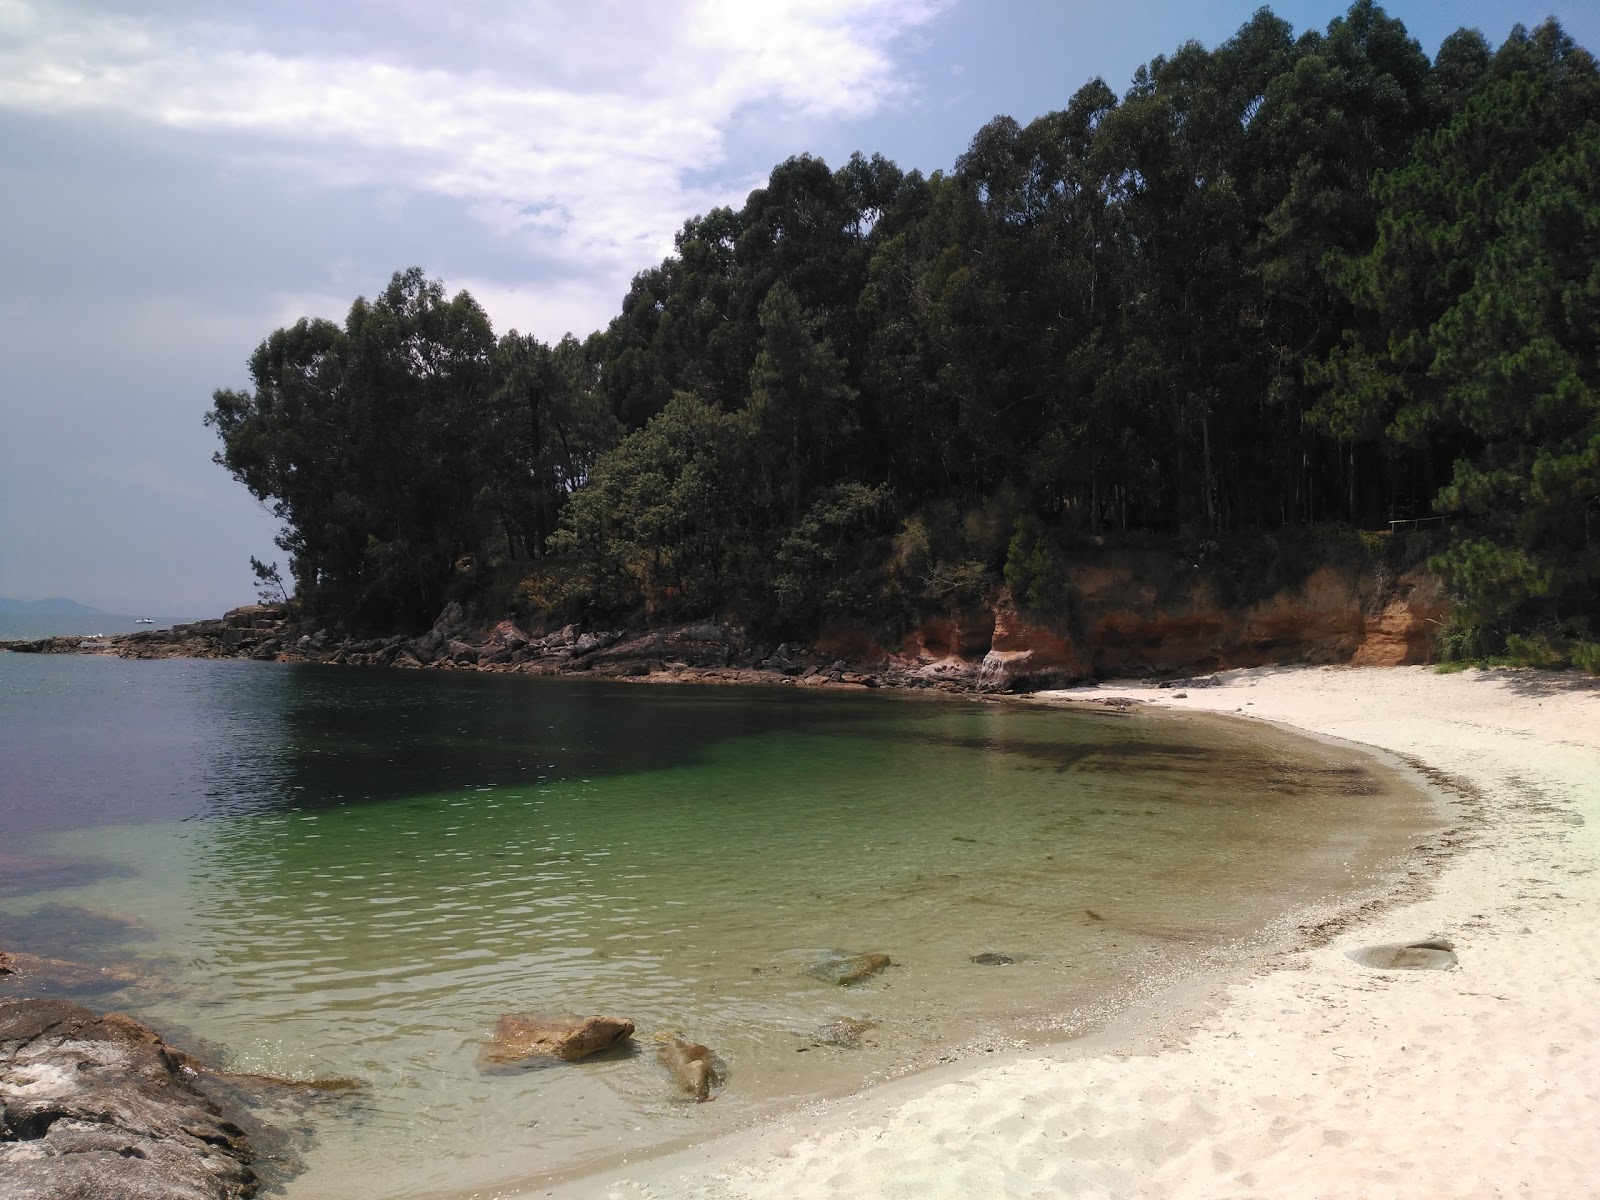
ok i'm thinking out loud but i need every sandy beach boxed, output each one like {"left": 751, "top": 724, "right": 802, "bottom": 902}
{"left": 518, "top": 664, "right": 1600, "bottom": 1200}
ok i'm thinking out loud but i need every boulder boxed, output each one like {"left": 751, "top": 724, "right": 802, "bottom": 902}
{"left": 0, "top": 997, "right": 257, "bottom": 1200}
{"left": 806, "top": 952, "right": 892, "bottom": 986}
{"left": 432, "top": 601, "right": 470, "bottom": 638}
{"left": 654, "top": 1034, "right": 723, "bottom": 1102}
{"left": 677, "top": 622, "right": 727, "bottom": 644}
{"left": 531, "top": 624, "right": 580, "bottom": 653}
{"left": 480, "top": 1013, "right": 635, "bottom": 1064}
{"left": 446, "top": 640, "right": 479, "bottom": 665}
{"left": 489, "top": 620, "right": 529, "bottom": 650}
{"left": 571, "top": 630, "right": 619, "bottom": 655}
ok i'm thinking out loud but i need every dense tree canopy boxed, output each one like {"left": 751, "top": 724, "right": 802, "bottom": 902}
{"left": 209, "top": 5, "right": 1600, "bottom": 661}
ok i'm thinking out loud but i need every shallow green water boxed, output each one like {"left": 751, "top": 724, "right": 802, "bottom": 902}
{"left": 0, "top": 655, "right": 1435, "bottom": 1197}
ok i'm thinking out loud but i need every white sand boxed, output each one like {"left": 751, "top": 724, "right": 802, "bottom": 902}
{"left": 518, "top": 666, "right": 1600, "bottom": 1200}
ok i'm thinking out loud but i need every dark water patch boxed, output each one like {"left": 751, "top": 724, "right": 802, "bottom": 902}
{"left": 0, "top": 902, "right": 155, "bottom": 957}
{"left": 0, "top": 653, "right": 909, "bottom": 830}
{"left": 0, "top": 851, "right": 136, "bottom": 897}
{"left": 844, "top": 723, "right": 1218, "bottom": 775}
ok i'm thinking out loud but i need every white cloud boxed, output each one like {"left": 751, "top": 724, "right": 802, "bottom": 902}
{"left": 0, "top": 0, "right": 946, "bottom": 322}
{"left": 446, "top": 274, "right": 633, "bottom": 345}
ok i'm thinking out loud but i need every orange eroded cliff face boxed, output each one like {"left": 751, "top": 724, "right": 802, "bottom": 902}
{"left": 888, "top": 554, "right": 1445, "bottom": 687}
{"left": 1351, "top": 572, "right": 1448, "bottom": 666}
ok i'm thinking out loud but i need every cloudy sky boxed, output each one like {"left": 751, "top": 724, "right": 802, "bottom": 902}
{"left": 3, "top": 0, "right": 1595, "bottom": 615}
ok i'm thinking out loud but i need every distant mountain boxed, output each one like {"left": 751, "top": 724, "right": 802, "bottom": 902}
{"left": 0, "top": 597, "right": 106, "bottom": 614}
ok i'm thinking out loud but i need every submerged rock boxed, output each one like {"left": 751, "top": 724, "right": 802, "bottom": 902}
{"left": 480, "top": 1013, "right": 635, "bottom": 1064}
{"left": 654, "top": 1034, "right": 723, "bottom": 1102}
{"left": 806, "top": 952, "right": 893, "bottom": 986}
{"left": 0, "top": 948, "right": 138, "bottom": 995}
{"left": 1346, "top": 938, "right": 1458, "bottom": 971}
{"left": 0, "top": 851, "right": 132, "bottom": 898}
{"left": 798, "top": 1017, "right": 877, "bottom": 1048}
{"left": 0, "top": 903, "right": 154, "bottom": 960}
{"left": 0, "top": 997, "right": 258, "bottom": 1200}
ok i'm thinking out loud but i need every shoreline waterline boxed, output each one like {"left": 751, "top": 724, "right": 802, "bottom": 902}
{"left": 0, "top": 655, "right": 1456, "bottom": 1197}
{"left": 514, "top": 664, "right": 1598, "bottom": 1200}
{"left": 462, "top": 697, "right": 1469, "bottom": 1200}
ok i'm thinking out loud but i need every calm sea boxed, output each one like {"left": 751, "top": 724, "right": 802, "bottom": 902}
{"left": 0, "top": 613, "right": 197, "bottom": 641}
{"left": 0, "top": 652, "right": 1438, "bottom": 1197}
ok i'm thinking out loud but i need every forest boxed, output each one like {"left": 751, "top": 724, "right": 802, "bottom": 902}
{"left": 206, "top": 2, "right": 1600, "bottom": 668}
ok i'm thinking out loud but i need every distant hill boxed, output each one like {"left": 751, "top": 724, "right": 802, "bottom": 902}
{"left": 0, "top": 597, "right": 106, "bottom": 614}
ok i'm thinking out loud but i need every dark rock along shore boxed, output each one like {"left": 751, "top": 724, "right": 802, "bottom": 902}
{"left": 0, "top": 548, "right": 1444, "bottom": 693}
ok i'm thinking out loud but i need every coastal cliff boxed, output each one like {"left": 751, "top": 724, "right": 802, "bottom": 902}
{"left": 3, "top": 548, "right": 1446, "bottom": 692}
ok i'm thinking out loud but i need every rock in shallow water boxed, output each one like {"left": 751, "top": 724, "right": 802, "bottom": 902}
{"left": 970, "top": 952, "right": 1016, "bottom": 966}
{"left": 798, "top": 1017, "right": 878, "bottom": 1049}
{"left": 0, "top": 997, "right": 258, "bottom": 1200}
{"left": 654, "top": 1034, "right": 723, "bottom": 1101}
{"left": 0, "top": 948, "right": 139, "bottom": 995}
{"left": 480, "top": 1013, "right": 635, "bottom": 1064}
{"left": 806, "top": 953, "right": 893, "bottom": 986}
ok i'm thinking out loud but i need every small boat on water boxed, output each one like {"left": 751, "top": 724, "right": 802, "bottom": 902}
{"left": 134, "top": 618, "right": 155, "bottom": 624}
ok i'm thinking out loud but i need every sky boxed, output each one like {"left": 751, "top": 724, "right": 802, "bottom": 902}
{"left": 2, "top": 0, "right": 1595, "bottom": 616}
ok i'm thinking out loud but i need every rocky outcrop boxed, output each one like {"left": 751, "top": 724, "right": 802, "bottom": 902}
{"left": 3, "top": 541, "right": 1450, "bottom": 691}
{"left": 0, "top": 998, "right": 258, "bottom": 1200}
{"left": 978, "top": 592, "right": 1091, "bottom": 692}
{"left": 480, "top": 1013, "right": 635, "bottom": 1065}
{"left": 654, "top": 1034, "right": 723, "bottom": 1102}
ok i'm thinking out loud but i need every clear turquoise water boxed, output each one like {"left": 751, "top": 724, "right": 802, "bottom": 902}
{"left": 0, "top": 653, "right": 1435, "bottom": 1197}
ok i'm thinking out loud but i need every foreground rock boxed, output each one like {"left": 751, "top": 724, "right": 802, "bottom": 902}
{"left": 654, "top": 1034, "right": 723, "bottom": 1102}
{"left": 481, "top": 1013, "right": 635, "bottom": 1065}
{"left": 806, "top": 953, "right": 893, "bottom": 986}
{"left": 0, "top": 997, "right": 257, "bottom": 1200}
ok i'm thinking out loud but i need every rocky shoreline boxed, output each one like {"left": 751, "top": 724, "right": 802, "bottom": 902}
{"left": 0, "top": 603, "right": 1061, "bottom": 692}
{"left": 0, "top": 998, "right": 259, "bottom": 1200}
{"left": 0, "top": 551, "right": 1447, "bottom": 691}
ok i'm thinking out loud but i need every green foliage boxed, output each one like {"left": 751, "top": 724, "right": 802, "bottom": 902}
{"left": 249, "top": 557, "right": 290, "bottom": 607}
{"left": 550, "top": 394, "right": 757, "bottom": 619}
{"left": 1433, "top": 609, "right": 1504, "bottom": 662}
{"left": 1572, "top": 641, "right": 1600, "bottom": 675}
{"left": 1004, "top": 516, "right": 1072, "bottom": 615}
{"left": 770, "top": 483, "right": 897, "bottom": 630}
{"left": 1317, "top": 24, "right": 1600, "bottom": 641}
{"left": 1435, "top": 617, "right": 1600, "bottom": 674}
{"left": 206, "top": 8, "right": 1600, "bottom": 655}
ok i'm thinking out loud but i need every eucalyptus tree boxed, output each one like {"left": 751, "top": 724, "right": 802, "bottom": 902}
{"left": 208, "top": 269, "right": 500, "bottom": 630}
{"left": 1316, "top": 21, "right": 1600, "bottom": 638}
